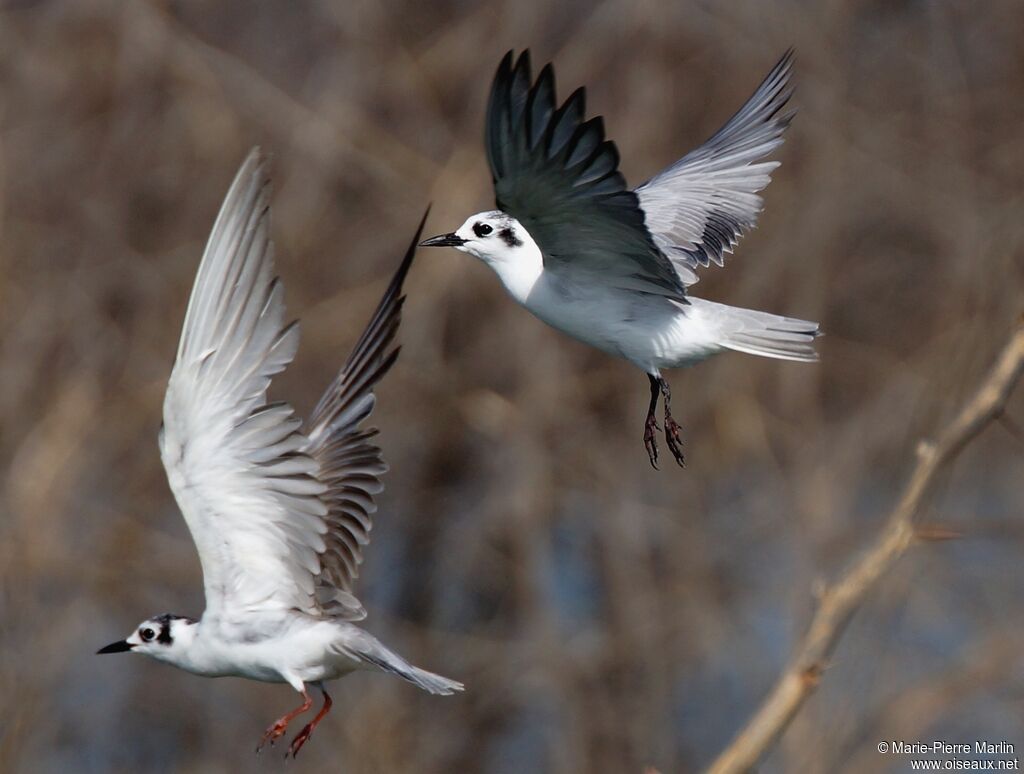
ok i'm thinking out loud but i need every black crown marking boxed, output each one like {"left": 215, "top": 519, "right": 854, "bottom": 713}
{"left": 152, "top": 613, "right": 195, "bottom": 645}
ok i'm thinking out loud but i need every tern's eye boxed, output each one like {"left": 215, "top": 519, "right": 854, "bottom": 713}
{"left": 140, "top": 628, "right": 155, "bottom": 642}
{"left": 473, "top": 222, "right": 493, "bottom": 238}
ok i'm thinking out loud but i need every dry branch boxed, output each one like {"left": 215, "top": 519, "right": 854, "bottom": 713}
{"left": 705, "top": 319, "right": 1024, "bottom": 774}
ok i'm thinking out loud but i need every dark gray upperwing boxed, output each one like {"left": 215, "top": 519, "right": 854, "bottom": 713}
{"left": 301, "top": 210, "right": 426, "bottom": 616}
{"left": 486, "top": 50, "right": 688, "bottom": 301}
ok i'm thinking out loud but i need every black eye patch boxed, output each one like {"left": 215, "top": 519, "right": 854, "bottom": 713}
{"left": 499, "top": 228, "right": 522, "bottom": 248}
{"left": 472, "top": 222, "right": 493, "bottom": 238}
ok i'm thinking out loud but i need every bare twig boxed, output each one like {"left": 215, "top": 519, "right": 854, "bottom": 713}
{"left": 705, "top": 319, "right": 1024, "bottom": 774}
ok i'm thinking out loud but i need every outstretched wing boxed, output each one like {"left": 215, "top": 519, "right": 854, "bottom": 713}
{"left": 161, "top": 149, "right": 328, "bottom": 626}
{"left": 635, "top": 50, "right": 794, "bottom": 286}
{"left": 160, "top": 150, "right": 420, "bottom": 627}
{"left": 486, "top": 50, "right": 688, "bottom": 301}
{"left": 301, "top": 210, "right": 426, "bottom": 620}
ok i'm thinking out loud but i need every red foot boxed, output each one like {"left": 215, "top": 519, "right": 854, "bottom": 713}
{"left": 286, "top": 689, "right": 332, "bottom": 759}
{"left": 256, "top": 720, "right": 288, "bottom": 753}
{"left": 255, "top": 688, "right": 312, "bottom": 755}
{"left": 287, "top": 725, "right": 313, "bottom": 758}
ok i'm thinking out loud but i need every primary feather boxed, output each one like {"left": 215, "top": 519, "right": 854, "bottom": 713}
{"left": 160, "top": 149, "right": 423, "bottom": 630}
{"left": 486, "top": 51, "right": 689, "bottom": 301}
{"left": 636, "top": 50, "right": 795, "bottom": 286}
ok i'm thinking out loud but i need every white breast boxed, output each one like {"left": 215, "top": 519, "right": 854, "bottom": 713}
{"left": 516, "top": 272, "right": 723, "bottom": 371}
{"left": 479, "top": 231, "right": 726, "bottom": 371}
{"left": 178, "top": 617, "right": 363, "bottom": 684}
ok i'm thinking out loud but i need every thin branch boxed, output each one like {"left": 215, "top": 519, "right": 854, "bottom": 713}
{"left": 705, "top": 319, "right": 1024, "bottom": 774}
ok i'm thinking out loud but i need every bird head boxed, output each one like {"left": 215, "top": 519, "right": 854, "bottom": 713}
{"left": 421, "top": 211, "right": 542, "bottom": 300}
{"left": 421, "top": 211, "right": 533, "bottom": 265}
{"left": 97, "top": 613, "right": 197, "bottom": 664}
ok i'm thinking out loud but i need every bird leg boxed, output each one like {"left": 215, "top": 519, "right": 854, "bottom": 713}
{"left": 255, "top": 687, "right": 312, "bottom": 754}
{"left": 659, "top": 377, "right": 686, "bottom": 468}
{"left": 286, "top": 686, "right": 333, "bottom": 759}
{"left": 644, "top": 374, "right": 661, "bottom": 469}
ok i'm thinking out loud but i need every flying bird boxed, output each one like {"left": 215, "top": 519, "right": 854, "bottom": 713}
{"left": 422, "top": 50, "right": 819, "bottom": 468}
{"left": 98, "top": 150, "right": 461, "bottom": 759}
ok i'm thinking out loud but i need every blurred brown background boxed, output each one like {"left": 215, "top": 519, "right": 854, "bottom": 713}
{"left": 1, "top": 1, "right": 1022, "bottom": 772}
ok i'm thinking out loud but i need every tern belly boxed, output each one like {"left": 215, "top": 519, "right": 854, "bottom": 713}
{"left": 522, "top": 275, "right": 725, "bottom": 372}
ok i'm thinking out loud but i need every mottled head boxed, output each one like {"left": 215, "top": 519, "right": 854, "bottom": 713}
{"left": 97, "top": 613, "right": 197, "bottom": 664}
{"left": 421, "top": 211, "right": 542, "bottom": 300}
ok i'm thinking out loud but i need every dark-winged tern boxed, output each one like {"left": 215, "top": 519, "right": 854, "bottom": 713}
{"left": 98, "top": 150, "right": 461, "bottom": 758}
{"left": 422, "top": 50, "right": 819, "bottom": 468}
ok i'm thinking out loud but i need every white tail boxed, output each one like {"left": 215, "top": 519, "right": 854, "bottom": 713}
{"left": 351, "top": 636, "right": 465, "bottom": 695}
{"left": 704, "top": 301, "right": 820, "bottom": 362}
{"left": 399, "top": 665, "right": 465, "bottom": 696}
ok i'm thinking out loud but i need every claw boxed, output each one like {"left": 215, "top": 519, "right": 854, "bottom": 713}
{"left": 256, "top": 721, "right": 289, "bottom": 754}
{"left": 643, "top": 412, "right": 661, "bottom": 469}
{"left": 255, "top": 687, "right": 312, "bottom": 756}
{"left": 285, "top": 686, "right": 332, "bottom": 759}
{"left": 656, "top": 376, "right": 686, "bottom": 468}
{"left": 287, "top": 724, "right": 314, "bottom": 759}
{"left": 664, "top": 415, "right": 686, "bottom": 468}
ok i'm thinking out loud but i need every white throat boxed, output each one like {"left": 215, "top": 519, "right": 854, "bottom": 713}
{"left": 147, "top": 620, "right": 204, "bottom": 671}
{"left": 472, "top": 231, "right": 545, "bottom": 304}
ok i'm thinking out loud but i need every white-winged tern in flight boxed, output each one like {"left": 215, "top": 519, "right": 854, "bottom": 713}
{"left": 422, "top": 50, "right": 819, "bottom": 468}
{"left": 98, "top": 150, "right": 462, "bottom": 758}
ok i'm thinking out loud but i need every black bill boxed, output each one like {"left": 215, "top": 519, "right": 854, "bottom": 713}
{"left": 97, "top": 640, "right": 135, "bottom": 654}
{"left": 420, "top": 233, "right": 467, "bottom": 247}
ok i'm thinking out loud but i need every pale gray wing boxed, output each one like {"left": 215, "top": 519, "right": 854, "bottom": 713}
{"left": 301, "top": 212, "right": 425, "bottom": 621}
{"left": 160, "top": 149, "right": 330, "bottom": 625}
{"left": 486, "top": 50, "right": 688, "bottom": 301}
{"left": 635, "top": 50, "right": 794, "bottom": 286}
